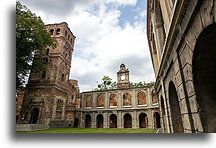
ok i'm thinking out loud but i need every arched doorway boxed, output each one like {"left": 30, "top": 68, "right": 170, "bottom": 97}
{"left": 74, "top": 118, "right": 79, "bottom": 128}
{"left": 96, "top": 114, "right": 103, "bottom": 128}
{"left": 154, "top": 112, "right": 161, "bottom": 128}
{"left": 124, "top": 113, "right": 132, "bottom": 128}
{"left": 139, "top": 113, "right": 148, "bottom": 128}
{"left": 29, "top": 107, "right": 39, "bottom": 124}
{"left": 85, "top": 114, "right": 91, "bottom": 128}
{"left": 168, "top": 81, "right": 184, "bottom": 133}
{"left": 109, "top": 114, "right": 117, "bottom": 128}
{"left": 193, "top": 23, "right": 216, "bottom": 132}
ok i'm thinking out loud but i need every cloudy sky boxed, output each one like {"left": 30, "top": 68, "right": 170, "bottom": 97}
{"left": 19, "top": 0, "right": 155, "bottom": 92}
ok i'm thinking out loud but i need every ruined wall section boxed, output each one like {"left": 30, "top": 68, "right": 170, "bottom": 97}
{"left": 79, "top": 85, "right": 160, "bottom": 129}
{"left": 18, "top": 22, "right": 78, "bottom": 128}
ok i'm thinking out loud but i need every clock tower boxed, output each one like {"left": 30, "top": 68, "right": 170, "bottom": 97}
{"left": 117, "top": 63, "right": 130, "bottom": 88}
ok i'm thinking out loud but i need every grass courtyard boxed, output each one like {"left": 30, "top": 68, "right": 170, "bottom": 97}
{"left": 17, "top": 128, "right": 157, "bottom": 133}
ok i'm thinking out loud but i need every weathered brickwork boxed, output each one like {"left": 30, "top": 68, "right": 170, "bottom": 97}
{"left": 147, "top": 0, "right": 216, "bottom": 133}
{"left": 17, "top": 22, "right": 79, "bottom": 128}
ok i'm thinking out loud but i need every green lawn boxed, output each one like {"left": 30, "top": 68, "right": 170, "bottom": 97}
{"left": 17, "top": 128, "right": 157, "bottom": 133}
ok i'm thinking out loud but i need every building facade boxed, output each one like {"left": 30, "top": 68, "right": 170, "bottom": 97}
{"left": 147, "top": 0, "right": 215, "bottom": 133}
{"left": 77, "top": 64, "right": 160, "bottom": 129}
{"left": 18, "top": 22, "right": 79, "bottom": 128}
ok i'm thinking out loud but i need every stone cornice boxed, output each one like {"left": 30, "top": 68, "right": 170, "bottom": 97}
{"left": 80, "top": 106, "right": 159, "bottom": 112}
{"left": 155, "top": 0, "right": 188, "bottom": 86}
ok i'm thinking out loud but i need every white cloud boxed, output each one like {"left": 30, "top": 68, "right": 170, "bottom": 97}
{"left": 68, "top": 7, "right": 155, "bottom": 91}
{"left": 19, "top": 0, "right": 155, "bottom": 92}
{"left": 105, "top": 0, "right": 137, "bottom": 6}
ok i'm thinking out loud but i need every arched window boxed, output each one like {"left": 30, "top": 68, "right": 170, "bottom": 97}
{"left": 152, "top": 89, "right": 158, "bottom": 104}
{"left": 50, "top": 29, "right": 54, "bottom": 35}
{"left": 97, "top": 94, "right": 104, "bottom": 107}
{"left": 137, "top": 91, "right": 147, "bottom": 105}
{"left": 56, "top": 28, "right": 61, "bottom": 35}
{"left": 109, "top": 94, "right": 117, "bottom": 107}
{"left": 68, "top": 35, "right": 70, "bottom": 40}
{"left": 123, "top": 93, "right": 131, "bottom": 106}
{"left": 85, "top": 95, "right": 92, "bottom": 107}
{"left": 56, "top": 99, "right": 63, "bottom": 111}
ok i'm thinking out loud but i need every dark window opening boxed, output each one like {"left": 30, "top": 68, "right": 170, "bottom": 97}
{"left": 29, "top": 107, "right": 39, "bottom": 124}
{"left": 42, "top": 70, "right": 46, "bottom": 79}
{"left": 56, "top": 28, "right": 61, "bottom": 35}
{"left": 61, "top": 74, "right": 64, "bottom": 81}
{"left": 65, "top": 30, "right": 67, "bottom": 37}
{"left": 50, "top": 29, "right": 54, "bottom": 35}
{"left": 46, "top": 48, "right": 49, "bottom": 55}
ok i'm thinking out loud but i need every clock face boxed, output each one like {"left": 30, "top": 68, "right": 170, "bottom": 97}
{"left": 121, "top": 75, "right": 125, "bottom": 80}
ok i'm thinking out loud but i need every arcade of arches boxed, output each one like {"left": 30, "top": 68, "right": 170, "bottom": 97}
{"left": 79, "top": 112, "right": 160, "bottom": 129}
{"left": 80, "top": 85, "right": 160, "bottom": 129}
{"left": 157, "top": 23, "right": 216, "bottom": 133}
{"left": 148, "top": 0, "right": 216, "bottom": 133}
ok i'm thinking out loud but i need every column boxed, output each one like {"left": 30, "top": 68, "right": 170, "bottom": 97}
{"left": 92, "top": 112, "right": 96, "bottom": 128}
{"left": 104, "top": 112, "right": 108, "bottom": 128}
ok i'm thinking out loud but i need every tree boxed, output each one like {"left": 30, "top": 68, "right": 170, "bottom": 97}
{"left": 94, "top": 76, "right": 155, "bottom": 90}
{"left": 130, "top": 81, "right": 155, "bottom": 88}
{"left": 94, "top": 76, "right": 117, "bottom": 90}
{"left": 16, "top": 1, "right": 56, "bottom": 91}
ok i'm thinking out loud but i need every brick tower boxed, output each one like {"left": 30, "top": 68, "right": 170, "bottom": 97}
{"left": 18, "top": 22, "right": 78, "bottom": 128}
{"left": 117, "top": 63, "right": 130, "bottom": 88}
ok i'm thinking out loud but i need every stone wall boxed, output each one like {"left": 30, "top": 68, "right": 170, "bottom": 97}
{"left": 78, "top": 85, "right": 160, "bottom": 129}
{"left": 147, "top": 0, "right": 216, "bottom": 133}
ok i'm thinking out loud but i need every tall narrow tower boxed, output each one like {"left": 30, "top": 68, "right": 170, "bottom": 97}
{"left": 117, "top": 63, "right": 130, "bottom": 88}
{"left": 18, "top": 22, "right": 77, "bottom": 127}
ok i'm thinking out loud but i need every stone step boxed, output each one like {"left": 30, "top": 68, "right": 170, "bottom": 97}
{"left": 16, "top": 124, "right": 50, "bottom": 131}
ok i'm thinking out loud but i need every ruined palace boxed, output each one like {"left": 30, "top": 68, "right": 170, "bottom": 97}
{"left": 78, "top": 64, "right": 160, "bottom": 129}
{"left": 17, "top": 22, "right": 160, "bottom": 129}
{"left": 147, "top": 0, "right": 215, "bottom": 133}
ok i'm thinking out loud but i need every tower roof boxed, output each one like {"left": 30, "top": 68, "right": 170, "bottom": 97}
{"left": 118, "top": 63, "right": 129, "bottom": 74}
